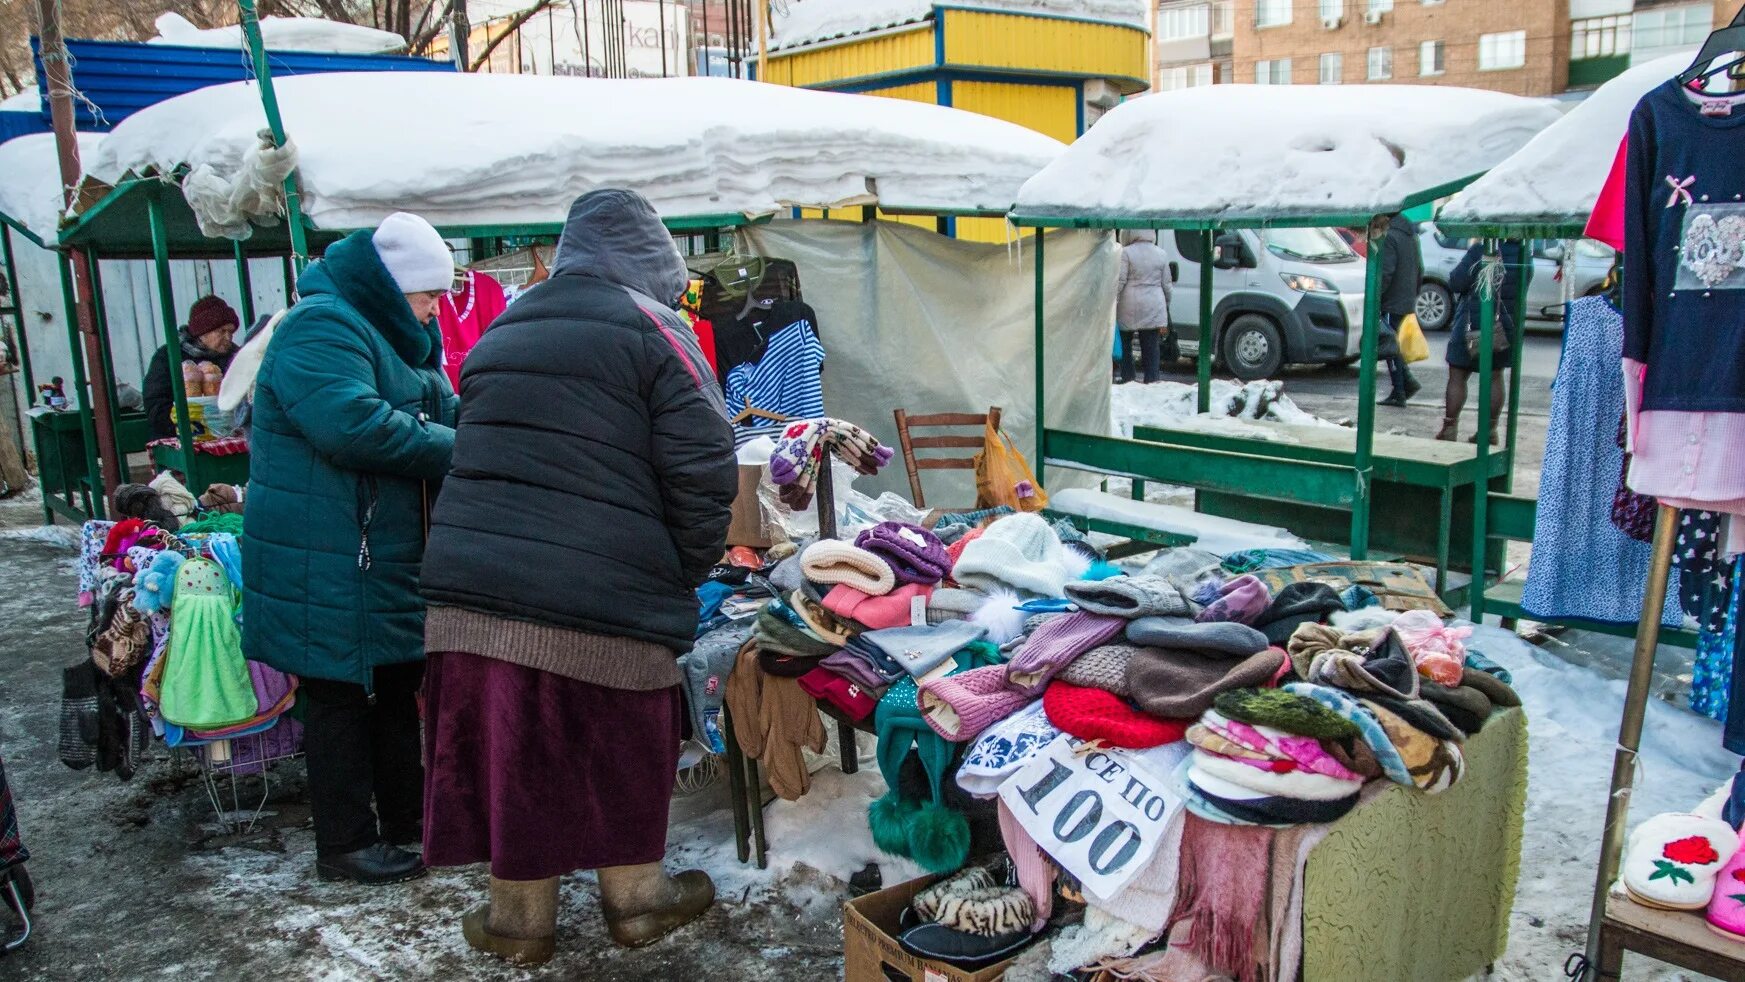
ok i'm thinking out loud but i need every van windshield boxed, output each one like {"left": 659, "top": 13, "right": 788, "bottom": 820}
{"left": 1263, "top": 228, "right": 1356, "bottom": 263}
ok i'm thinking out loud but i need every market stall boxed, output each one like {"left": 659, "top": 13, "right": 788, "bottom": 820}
{"left": 1005, "top": 84, "right": 1562, "bottom": 599}
{"left": 711, "top": 429, "right": 1529, "bottom": 981}
{"left": 1441, "top": 36, "right": 1745, "bottom": 980}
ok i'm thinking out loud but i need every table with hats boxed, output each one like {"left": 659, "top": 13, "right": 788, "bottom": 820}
{"left": 695, "top": 416, "right": 1529, "bottom": 982}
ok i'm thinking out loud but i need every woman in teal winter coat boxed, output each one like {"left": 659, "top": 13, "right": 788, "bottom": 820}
{"left": 242, "top": 212, "right": 459, "bottom": 885}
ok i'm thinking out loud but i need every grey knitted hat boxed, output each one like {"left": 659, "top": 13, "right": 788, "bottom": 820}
{"left": 1126, "top": 616, "right": 1268, "bottom": 657}
{"left": 1055, "top": 643, "right": 1139, "bottom": 697}
{"left": 1064, "top": 576, "right": 1191, "bottom": 619}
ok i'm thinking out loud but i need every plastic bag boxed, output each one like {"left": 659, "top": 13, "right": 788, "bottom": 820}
{"left": 1398, "top": 313, "right": 1429, "bottom": 364}
{"left": 975, "top": 421, "right": 1048, "bottom": 513}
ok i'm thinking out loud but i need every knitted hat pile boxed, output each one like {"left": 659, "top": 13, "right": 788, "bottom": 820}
{"left": 825, "top": 583, "right": 935, "bottom": 631}
{"left": 850, "top": 621, "right": 989, "bottom": 680}
{"left": 1126, "top": 617, "right": 1268, "bottom": 656}
{"left": 954, "top": 513, "right": 1071, "bottom": 599}
{"left": 1043, "top": 681, "right": 1190, "bottom": 750}
{"left": 857, "top": 522, "right": 951, "bottom": 586}
{"left": 1212, "top": 687, "right": 1359, "bottom": 741}
{"left": 1194, "top": 574, "right": 1272, "bottom": 625}
{"left": 819, "top": 647, "right": 893, "bottom": 691}
{"left": 755, "top": 600, "right": 838, "bottom": 659}
{"left": 1064, "top": 575, "right": 1191, "bottom": 619}
{"left": 925, "top": 587, "right": 986, "bottom": 625}
{"left": 1190, "top": 747, "right": 1364, "bottom": 800}
{"left": 1360, "top": 697, "right": 1466, "bottom": 791}
{"left": 1190, "top": 710, "right": 1364, "bottom": 782}
{"left": 799, "top": 666, "right": 879, "bottom": 721}
{"left": 1005, "top": 611, "right": 1127, "bottom": 694}
{"left": 790, "top": 589, "right": 854, "bottom": 646}
{"left": 1127, "top": 646, "right": 1288, "bottom": 720}
{"left": 1252, "top": 581, "right": 1345, "bottom": 646}
{"left": 1282, "top": 682, "right": 1414, "bottom": 787}
{"left": 1184, "top": 763, "right": 1360, "bottom": 826}
{"left": 801, "top": 540, "right": 897, "bottom": 596}
{"left": 920, "top": 664, "right": 1038, "bottom": 742}
{"left": 1299, "top": 626, "right": 1422, "bottom": 700}
{"left": 1054, "top": 643, "right": 1140, "bottom": 697}
{"left": 956, "top": 701, "right": 1060, "bottom": 798}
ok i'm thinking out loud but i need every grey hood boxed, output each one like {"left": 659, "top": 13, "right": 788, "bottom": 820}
{"left": 551, "top": 188, "right": 688, "bottom": 307}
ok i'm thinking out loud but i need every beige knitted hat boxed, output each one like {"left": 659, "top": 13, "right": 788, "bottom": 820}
{"left": 800, "top": 540, "right": 897, "bottom": 596}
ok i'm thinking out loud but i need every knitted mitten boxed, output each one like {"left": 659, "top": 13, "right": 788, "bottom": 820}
{"left": 768, "top": 420, "right": 825, "bottom": 487}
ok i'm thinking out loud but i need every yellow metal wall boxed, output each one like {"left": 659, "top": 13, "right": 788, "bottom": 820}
{"left": 952, "top": 80, "right": 1078, "bottom": 144}
{"left": 941, "top": 9, "right": 1148, "bottom": 85}
{"left": 764, "top": 27, "right": 934, "bottom": 88}
{"left": 864, "top": 81, "right": 936, "bottom": 103}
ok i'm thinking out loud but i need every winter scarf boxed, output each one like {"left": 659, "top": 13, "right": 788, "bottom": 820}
{"left": 1165, "top": 813, "right": 1276, "bottom": 982}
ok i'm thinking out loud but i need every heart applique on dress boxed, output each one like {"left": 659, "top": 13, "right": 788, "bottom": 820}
{"left": 1682, "top": 213, "right": 1745, "bottom": 288}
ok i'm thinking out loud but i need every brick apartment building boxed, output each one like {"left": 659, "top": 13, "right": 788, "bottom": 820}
{"left": 1155, "top": 0, "right": 1744, "bottom": 96}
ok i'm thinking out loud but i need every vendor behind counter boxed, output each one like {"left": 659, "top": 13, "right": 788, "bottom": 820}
{"left": 143, "top": 295, "right": 239, "bottom": 441}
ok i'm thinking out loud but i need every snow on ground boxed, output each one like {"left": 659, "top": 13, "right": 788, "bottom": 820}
{"left": 1439, "top": 53, "right": 1691, "bottom": 228}
{"left": 1014, "top": 84, "right": 1563, "bottom": 223}
{"left": 148, "top": 12, "right": 406, "bottom": 53}
{"left": 88, "top": 73, "right": 1064, "bottom": 234}
{"left": 0, "top": 133, "right": 102, "bottom": 242}
{"left": 1109, "top": 378, "right": 1341, "bottom": 438}
{"left": 1462, "top": 624, "right": 1738, "bottom": 981}
{"left": 770, "top": 0, "right": 1146, "bottom": 49}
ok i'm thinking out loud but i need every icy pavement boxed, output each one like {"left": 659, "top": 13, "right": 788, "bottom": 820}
{"left": 0, "top": 488, "right": 1734, "bottom": 979}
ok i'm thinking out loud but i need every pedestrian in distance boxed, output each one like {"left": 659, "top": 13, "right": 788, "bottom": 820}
{"left": 1116, "top": 229, "right": 1174, "bottom": 384}
{"left": 418, "top": 188, "right": 738, "bottom": 965}
{"left": 1436, "top": 240, "right": 1531, "bottom": 444}
{"left": 242, "top": 211, "right": 459, "bottom": 886}
{"left": 1373, "top": 212, "right": 1423, "bottom": 407}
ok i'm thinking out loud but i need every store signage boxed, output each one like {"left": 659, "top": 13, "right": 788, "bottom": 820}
{"left": 997, "top": 736, "right": 1181, "bottom": 900}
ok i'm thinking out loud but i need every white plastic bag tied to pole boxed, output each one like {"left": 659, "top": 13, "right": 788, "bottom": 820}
{"left": 180, "top": 129, "right": 299, "bottom": 240}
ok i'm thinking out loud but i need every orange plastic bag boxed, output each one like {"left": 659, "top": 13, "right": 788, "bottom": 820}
{"left": 975, "top": 420, "right": 1048, "bottom": 512}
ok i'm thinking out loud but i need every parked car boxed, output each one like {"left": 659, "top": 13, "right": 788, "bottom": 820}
{"left": 1156, "top": 226, "right": 1368, "bottom": 381}
{"left": 1416, "top": 223, "right": 1613, "bottom": 331}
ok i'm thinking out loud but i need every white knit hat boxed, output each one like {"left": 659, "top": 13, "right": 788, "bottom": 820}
{"left": 953, "top": 513, "right": 1069, "bottom": 598}
{"left": 371, "top": 212, "right": 454, "bottom": 294}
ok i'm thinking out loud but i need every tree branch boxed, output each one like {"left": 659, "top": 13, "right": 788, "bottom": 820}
{"left": 467, "top": 0, "right": 560, "bottom": 71}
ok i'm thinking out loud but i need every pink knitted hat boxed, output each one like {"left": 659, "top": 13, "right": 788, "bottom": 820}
{"left": 823, "top": 583, "right": 935, "bottom": 631}
{"left": 919, "top": 665, "right": 1038, "bottom": 742}
{"left": 1194, "top": 574, "right": 1272, "bottom": 625}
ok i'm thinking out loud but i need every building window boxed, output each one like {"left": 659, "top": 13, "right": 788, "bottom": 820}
{"left": 1478, "top": 30, "right": 1527, "bottom": 71}
{"left": 1633, "top": 5, "right": 1712, "bottom": 57}
{"left": 1256, "top": 0, "right": 1293, "bottom": 28}
{"left": 1209, "top": 0, "right": 1235, "bottom": 39}
{"left": 1367, "top": 45, "right": 1392, "bottom": 80}
{"left": 1160, "top": 63, "right": 1216, "bottom": 90}
{"left": 1320, "top": 52, "right": 1343, "bottom": 83}
{"left": 1255, "top": 58, "right": 1293, "bottom": 84}
{"left": 1158, "top": 4, "right": 1211, "bottom": 42}
{"left": 1319, "top": 0, "right": 1345, "bottom": 24}
{"left": 1572, "top": 15, "right": 1632, "bottom": 59}
{"left": 1367, "top": 0, "right": 1394, "bottom": 15}
{"left": 1419, "top": 39, "right": 1445, "bottom": 75}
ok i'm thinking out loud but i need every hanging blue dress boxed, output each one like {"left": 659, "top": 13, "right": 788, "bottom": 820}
{"left": 1521, "top": 296, "right": 1684, "bottom": 628}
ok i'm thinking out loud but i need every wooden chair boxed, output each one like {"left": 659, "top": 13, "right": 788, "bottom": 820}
{"left": 892, "top": 407, "right": 1001, "bottom": 509}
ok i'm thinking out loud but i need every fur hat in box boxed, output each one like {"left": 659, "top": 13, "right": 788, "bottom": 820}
{"left": 1621, "top": 812, "right": 1740, "bottom": 911}
{"left": 953, "top": 513, "right": 1071, "bottom": 599}
{"left": 801, "top": 540, "right": 897, "bottom": 596}
{"left": 1043, "top": 681, "right": 1189, "bottom": 750}
{"left": 856, "top": 522, "right": 951, "bottom": 586}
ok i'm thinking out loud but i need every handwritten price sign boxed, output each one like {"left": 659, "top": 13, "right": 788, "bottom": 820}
{"left": 997, "top": 736, "right": 1183, "bottom": 900}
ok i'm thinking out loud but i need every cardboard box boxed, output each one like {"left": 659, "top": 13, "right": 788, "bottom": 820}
{"left": 843, "top": 876, "right": 1017, "bottom": 982}
{"left": 725, "top": 463, "right": 773, "bottom": 548}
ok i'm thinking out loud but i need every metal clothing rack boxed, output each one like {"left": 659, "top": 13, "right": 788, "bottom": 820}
{"left": 195, "top": 729, "right": 303, "bottom": 837}
{"left": 1579, "top": 505, "right": 1745, "bottom": 979}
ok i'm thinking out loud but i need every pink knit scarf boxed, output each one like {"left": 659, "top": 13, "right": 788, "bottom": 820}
{"left": 1165, "top": 814, "right": 1275, "bottom": 982}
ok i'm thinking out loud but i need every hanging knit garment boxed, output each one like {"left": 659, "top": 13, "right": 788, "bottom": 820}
{"left": 158, "top": 557, "right": 259, "bottom": 730}
{"left": 724, "top": 318, "right": 826, "bottom": 447}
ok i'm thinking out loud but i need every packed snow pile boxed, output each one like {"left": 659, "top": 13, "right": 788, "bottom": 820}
{"left": 0, "top": 89, "right": 38, "bottom": 112}
{"left": 149, "top": 12, "right": 405, "bottom": 53}
{"left": 88, "top": 73, "right": 1064, "bottom": 235}
{"left": 1110, "top": 379, "right": 1339, "bottom": 438}
{"left": 1052, "top": 488, "right": 1314, "bottom": 555}
{"left": 1015, "top": 85, "right": 1562, "bottom": 222}
{"left": 771, "top": 0, "right": 1146, "bottom": 49}
{"left": 0, "top": 133, "right": 102, "bottom": 242}
{"left": 1439, "top": 53, "right": 1689, "bottom": 226}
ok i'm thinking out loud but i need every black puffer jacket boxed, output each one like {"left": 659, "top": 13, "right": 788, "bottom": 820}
{"left": 420, "top": 190, "right": 737, "bottom": 652}
{"left": 1377, "top": 214, "right": 1423, "bottom": 317}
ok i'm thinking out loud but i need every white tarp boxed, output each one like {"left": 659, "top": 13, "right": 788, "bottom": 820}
{"left": 148, "top": 12, "right": 406, "bottom": 53}
{"left": 771, "top": 0, "right": 1146, "bottom": 50}
{"left": 1438, "top": 53, "right": 1690, "bottom": 226}
{"left": 1014, "top": 84, "right": 1563, "bottom": 223}
{"left": 0, "top": 133, "right": 101, "bottom": 243}
{"left": 746, "top": 220, "right": 1112, "bottom": 502}
{"left": 88, "top": 73, "right": 1064, "bottom": 237}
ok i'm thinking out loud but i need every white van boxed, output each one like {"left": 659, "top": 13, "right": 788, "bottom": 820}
{"left": 1155, "top": 227, "right": 1368, "bottom": 381}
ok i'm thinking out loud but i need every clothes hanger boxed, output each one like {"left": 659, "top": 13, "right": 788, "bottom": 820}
{"left": 1678, "top": 6, "right": 1745, "bottom": 88}
{"left": 730, "top": 397, "right": 791, "bottom": 426}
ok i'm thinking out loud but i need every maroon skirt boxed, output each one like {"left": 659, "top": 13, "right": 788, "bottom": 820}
{"left": 421, "top": 651, "right": 682, "bottom": 880}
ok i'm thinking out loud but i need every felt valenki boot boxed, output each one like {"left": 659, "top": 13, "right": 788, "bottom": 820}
{"left": 462, "top": 876, "right": 559, "bottom": 966}
{"left": 597, "top": 863, "right": 715, "bottom": 949}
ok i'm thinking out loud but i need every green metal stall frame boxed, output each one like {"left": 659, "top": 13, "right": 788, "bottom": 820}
{"left": 1009, "top": 172, "right": 1522, "bottom": 598}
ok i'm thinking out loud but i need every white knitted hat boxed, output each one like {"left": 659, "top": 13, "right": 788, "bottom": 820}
{"left": 953, "top": 513, "right": 1069, "bottom": 598}
{"left": 800, "top": 540, "right": 896, "bottom": 596}
{"left": 371, "top": 212, "right": 454, "bottom": 294}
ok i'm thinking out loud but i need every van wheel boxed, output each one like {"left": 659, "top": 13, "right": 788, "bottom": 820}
{"left": 1220, "top": 315, "right": 1284, "bottom": 381}
{"left": 1416, "top": 281, "right": 1453, "bottom": 331}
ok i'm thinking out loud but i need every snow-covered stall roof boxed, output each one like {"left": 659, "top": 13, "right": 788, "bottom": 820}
{"left": 86, "top": 72, "right": 1064, "bottom": 234}
{"left": 1012, "top": 84, "right": 1563, "bottom": 226}
{"left": 0, "top": 133, "right": 101, "bottom": 244}
{"left": 148, "top": 12, "right": 405, "bottom": 54}
{"left": 771, "top": 0, "right": 1146, "bottom": 51}
{"left": 1437, "top": 53, "right": 1689, "bottom": 230}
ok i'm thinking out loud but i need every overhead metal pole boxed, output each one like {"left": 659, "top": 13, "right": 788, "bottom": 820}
{"left": 237, "top": 0, "right": 311, "bottom": 270}
{"left": 233, "top": 241, "right": 256, "bottom": 327}
{"left": 36, "top": 0, "right": 122, "bottom": 498}
{"left": 1034, "top": 230, "right": 1047, "bottom": 474}
{"left": 55, "top": 254, "right": 103, "bottom": 517}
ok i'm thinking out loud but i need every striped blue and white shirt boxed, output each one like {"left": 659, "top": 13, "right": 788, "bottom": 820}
{"left": 724, "top": 319, "right": 826, "bottom": 447}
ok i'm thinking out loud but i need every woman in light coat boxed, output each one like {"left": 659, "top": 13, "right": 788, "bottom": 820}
{"left": 1116, "top": 231, "right": 1174, "bottom": 384}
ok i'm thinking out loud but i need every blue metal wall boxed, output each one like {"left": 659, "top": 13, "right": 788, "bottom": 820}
{"left": 27, "top": 37, "right": 453, "bottom": 132}
{"left": 0, "top": 111, "right": 49, "bottom": 143}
